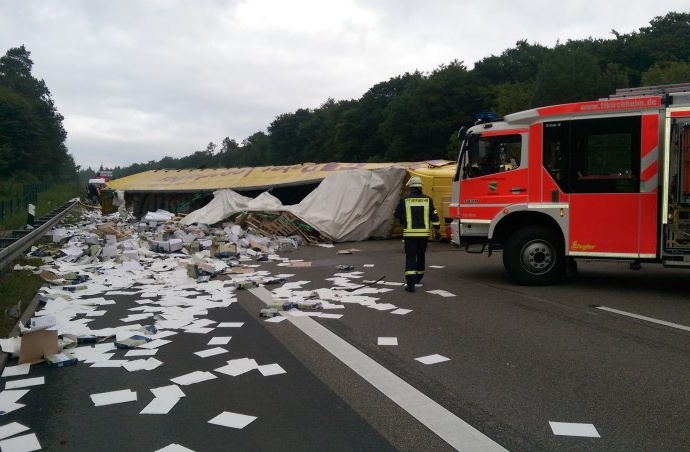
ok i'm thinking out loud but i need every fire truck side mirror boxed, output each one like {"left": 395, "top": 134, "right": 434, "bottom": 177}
{"left": 458, "top": 126, "right": 467, "bottom": 140}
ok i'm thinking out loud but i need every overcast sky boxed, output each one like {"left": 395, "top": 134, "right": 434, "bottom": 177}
{"left": 1, "top": 1, "right": 687, "bottom": 171}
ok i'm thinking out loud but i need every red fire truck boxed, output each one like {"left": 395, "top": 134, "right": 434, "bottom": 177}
{"left": 449, "top": 83, "right": 690, "bottom": 285}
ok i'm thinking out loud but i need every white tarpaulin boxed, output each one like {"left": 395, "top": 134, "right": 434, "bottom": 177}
{"left": 180, "top": 191, "right": 283, "bottom": 226}
{"left": 180, "top": 168, "right": 407, "bottom": 242}
{"left": 289, "top": 168, "right": 406, "bottom": 241}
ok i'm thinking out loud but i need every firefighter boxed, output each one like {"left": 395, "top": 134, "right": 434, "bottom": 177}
{"left": 394, "top": 176, "right": 440, "bottom": 292}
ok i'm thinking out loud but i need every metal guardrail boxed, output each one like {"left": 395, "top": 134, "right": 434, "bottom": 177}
{"left": 0, "top": 200, "right": 80, "bottom": 274}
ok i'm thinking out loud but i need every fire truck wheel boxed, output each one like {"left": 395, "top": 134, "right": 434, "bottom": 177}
{"left": 503, "top": 225, "right": 565, "bottom": 285}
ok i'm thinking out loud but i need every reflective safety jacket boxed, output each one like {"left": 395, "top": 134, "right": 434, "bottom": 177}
{"left": 394, "top": 188, "right": 440, "bottom": 238}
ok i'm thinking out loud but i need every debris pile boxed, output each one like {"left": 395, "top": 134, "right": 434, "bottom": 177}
{"left": 0, "top": 204, "right": 454, "bottom": 450}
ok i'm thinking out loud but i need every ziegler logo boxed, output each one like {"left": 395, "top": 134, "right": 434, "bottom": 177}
{"left": 571, "top": 241, "right": 596, "bottom": 251}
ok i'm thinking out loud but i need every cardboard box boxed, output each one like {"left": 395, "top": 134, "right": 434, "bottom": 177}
{"left": 45, "top": 351, "right": 78, "bottom": 368}
{"left": 168, "top": 238, "right": 183, "bottom": 252}
{"left": 19, "top": 329, "right": 59, "bottom": 364}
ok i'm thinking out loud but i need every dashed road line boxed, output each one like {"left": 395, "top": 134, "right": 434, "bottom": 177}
{"left": 595, "top": 306, "right": 690, "bottom": 332}
{"left": 249, "top": 286, "right": 507, "bottom": 452}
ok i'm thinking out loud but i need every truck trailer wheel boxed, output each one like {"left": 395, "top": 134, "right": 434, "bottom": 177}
{"left": 502, "top": 225, "right": 565, "bottom": 285}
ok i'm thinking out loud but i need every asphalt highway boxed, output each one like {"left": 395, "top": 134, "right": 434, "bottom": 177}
{"left": 4, "top": 239, "right": 690, "bottom": 451}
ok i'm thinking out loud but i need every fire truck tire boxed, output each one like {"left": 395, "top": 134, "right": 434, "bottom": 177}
{"left": 503, "top": 226, "right": 565, "bottom": 285}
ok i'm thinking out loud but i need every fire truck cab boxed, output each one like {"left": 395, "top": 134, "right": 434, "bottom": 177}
{"left": 449, "top": 83, "right": 690, "bottom": 285}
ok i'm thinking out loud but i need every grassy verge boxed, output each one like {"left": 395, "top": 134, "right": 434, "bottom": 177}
{"left": 0, "top": 182, "right": 84, "bottom": 231}
{"left": 0, "top": 258, "right": 44, "bottom": 338}
{"left": 0, "top": 183, "right": 85, "bottom": 338}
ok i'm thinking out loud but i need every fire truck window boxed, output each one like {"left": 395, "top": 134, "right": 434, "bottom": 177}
{"left": 466, "top": 134, "right": 521, "bottom": 178}
{"left": 543, "top": 117, "right": 641, "bottom": 193}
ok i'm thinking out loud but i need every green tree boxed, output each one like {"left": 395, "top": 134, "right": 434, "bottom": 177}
{"left": 641, "top": 60, "right": 690, "bottom": 85}
{"left": 0, "top": 45, "right": 73, "bottom": 181}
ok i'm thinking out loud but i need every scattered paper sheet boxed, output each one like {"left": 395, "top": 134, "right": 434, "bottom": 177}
{"left": 125, "top": 349, "right": 158, "bottom": 357}
{"left": 140, "top": 396, "right": 182, "bottom": 415}
{"left": 194, "top": 347, "right": 228, "bottom": 358}
{"left": 368, "top": 303, "right": 397, "bottom": 311}
{"left": 151, "top": 385, "right": 186, "bottom": 399}
{"left": 214, "top": 358, "right": 258, "bottom": 377}
{"left": 155, "top": 443, "right": 195, "bottom": 452}
{"left": 208, "top": 411, "right": 257, "bottom": 429}
{"left": 207, "top": 337, "right": 232, "bottom": 345}
{"left": 90, "top": 389, "right": 137, "bottom": 406}
{"left": 257, "top": 364, "right": 286, "bottom": 376}
{"left": 319, "top": 313, "right": 343, "bottom": 319}
{"left": 390, "top": 308, "right": 412, "bottom": 315}
{"left": 415, "top": 354, "right": 450, "bottom": 365}
{"left": 216, "top": 322, "right": 244, "bottom": 328}
{"left": 1, "top": 364, "right": 31, "bottom": 378}
{"left": 549, "top": 422, "right": 600, "bottom": 437}
{"left": 426, "top": 290, "right": 456, "bottom": 297}
{"left": 183, "top": 327, "right": 215, "bottom": 334}
{"left": 5, "top": 377, "right": 44, "bottom": 390}
{"left": 265, "top": 316, "right": 288, "bottom": 323}
{"left": 378, "top": 337, "right": 398, "bottom": 346}
{"left": 0, "top": 422, "right": 29, "bottom": 440}
{"left": 90, "top": 360, "right": 126, "bottom": 368}
{"left": 0, "top": 432, "right": 41, "bottom": 452}
{"left": 170, "top": 371, "right": 217, "bottom": 386}
{"left": 140, "top": 339, "right": 172, "bottom": 349}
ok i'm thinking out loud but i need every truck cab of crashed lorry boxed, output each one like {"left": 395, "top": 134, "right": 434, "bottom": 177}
{"left": 448, "top": 83, "right": 690, "bottom": 285}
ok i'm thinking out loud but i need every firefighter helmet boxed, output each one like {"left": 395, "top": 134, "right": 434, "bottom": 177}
{"left": 406, "top": 176, "right": 422, "bottom": 188}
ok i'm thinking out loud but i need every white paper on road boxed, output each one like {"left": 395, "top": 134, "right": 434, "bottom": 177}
{"left": 208, "top": 411, "right": 257, "bottom": 429}
{"left": 264, "top": 316, "right": 288, "bottom": 323}
{"left": 140, "top": 396, "right": 182, "bottom": 414}
{"left": 85, "top": 310, "right": 107, "bottom": 317}
{"left": 151, "top": 385, "right": 186, "bottom": 399}
{"left": 120, "top": 313, "right": 154, "bottom": 322}
{"left": 216, "top": 322, "right": 244, "bottom": 328}
{"left": 90, "top": 389, "right": 137, "bottom": 406}
{"left": 0, "top": 402, "right": 24, "bottom": 415}
{"left": 140, "top": 339, "right": 172, "bottom": 349}
{"left": 415, "top": 354, "right": 450, "bottom": 365}
{"left": 1, "top": 364, "right": 30, "bottom": 378}
{"left": 123, "top": 358, "right": 163, "bottom": 371}
{"left": 549, "top": 422, "right": 600, "bottom": 437}
{"left": 207, "top": 336, "right": 232, "bottom": 345}
{"left": 0, "top": 422, "right": 29, "bottom": 440}
{"left": 257, "top": 364, "right": 286, "bottom": 376}
{"left": 170, "top": 371, "right": 217, "bottom": 386}
{"left": 0, "top": 432, "right": 41, "bottom": 452}
{"left": 125, "top": 349, "right": 158, "bottom": 357}
{"left": 4, "top": 377, "right": 44, "bottom": 390}
{"left": 368, "top": 303, "right": 397, "bottom": 311}
{"left": 319, "top": 313, "right": 343, "bottom": 319}
{"left": 378, "top": 337, "right": 398, "bottom": 346}
{"left": 0, "top": 390, "right": 29, "bottom": 406}
{"left": 429, "top": 265, "right": 445, "bottom": 268}
{"left": 194, "top": 347, "right": 228, "bottom": 358}
{"left": 390, "top": 308, "right": 412, "bottom": 315}
{"left": 151, "top": 330, "right": 178, "bottom": 340}
{"left": 90, "top": 360, "right": 126, "bottom": 368}
{"left": 155, "top": 443, "right": 195, "bottom": 452}
{"left": 426, "top": 290, "right": 456, "bottom": 298}
{"left": 214, "top": 358, "right": 258, "bottom": 377}
{"left": 183, "top": 327, "right": 215, "bottom": 334}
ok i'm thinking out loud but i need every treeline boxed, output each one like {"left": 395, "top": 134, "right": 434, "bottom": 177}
{"left": 99, "top": 12, "right": 690, "bottom": 180}
{"left": 12, "top": 12, "right": 690, "bottom": 183}
{"left": 0, "top": 46, "right": 76, "bottom": 186}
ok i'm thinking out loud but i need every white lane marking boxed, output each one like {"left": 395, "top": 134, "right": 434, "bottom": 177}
{"left": 596, "top": 306, "right": 690, "bottom": 332}
{"left": 549, "top": 422, "right": 600, "bottom": 437}
{"left": 250, "top": 287, "right": 506, "bottom": 452}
